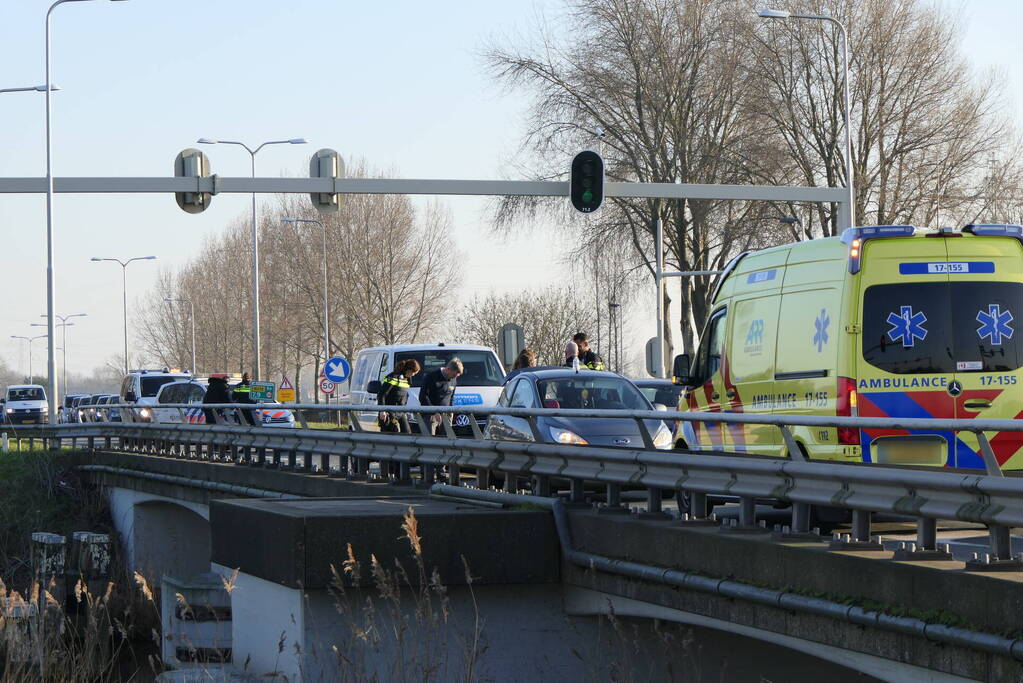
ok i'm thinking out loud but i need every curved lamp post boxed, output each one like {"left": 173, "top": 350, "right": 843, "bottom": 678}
{"left": 90, "top": 256, "right": 156, "bottom": 373}
{"left": 197, "top": 137, "right": 307, "bottom": 379}
{"left": 43, "top": 0, "right": 131, "bottom": 422}
{"left": 758, "top": 9, "right": 855, "bottom": 229}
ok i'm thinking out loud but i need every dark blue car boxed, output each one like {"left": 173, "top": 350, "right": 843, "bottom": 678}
{"left": 486, "top": 368, "right": 673, "bottom": 449}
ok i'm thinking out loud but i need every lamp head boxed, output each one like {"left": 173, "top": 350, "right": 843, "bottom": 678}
{"left": 163, "top": 298, "right": 173, "bottom": 303}
{"left": 288, "top": 138, "right": 308, "bottom": 145}
{"left": 281, "top": 218, "right": 296, "bottom": 223}
{"left": 758, "top": 9, "right": 791, "bottom": 18}
{"left": 144, "top": 256, "right": 157, "bottom": 260}
{"left": 196, "top": 138, "right": 215, "bottom": 145}
{"left": 34, "top": 84, "right": 60, "bottom": 92}
{"left": 90, "top": 257, "right": 102, "bottom": 262}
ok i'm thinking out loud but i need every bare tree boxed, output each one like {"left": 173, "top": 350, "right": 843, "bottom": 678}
{"left": 484, "top": 0, "right": 1023, "bottom": 359}
{"left": 454, "top": 286, "right": 597, "bottom": 366}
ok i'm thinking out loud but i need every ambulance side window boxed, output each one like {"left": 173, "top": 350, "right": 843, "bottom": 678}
{"left": 692, "top": 308, "right": 727, "bottom": 385}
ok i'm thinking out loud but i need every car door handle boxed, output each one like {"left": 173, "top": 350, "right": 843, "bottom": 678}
{"left": 964, "top": 399, "right": 992, "bottom": 410}
{"left": 711, "top": 392, "right": 720, "bottom": 401}
{"left": 726, "top": 390, "right": 737, "bottom": 399}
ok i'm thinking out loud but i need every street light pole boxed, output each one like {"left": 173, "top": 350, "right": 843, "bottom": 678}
{"left": 44, "top": 0, "right": 130, "bottom": 424}
{"left": 91, "top": 256, "right": 156, "bottom": 374}
{"left": 759, "top": 9, "right": 855, "bottom": 229}
{"left": 11, "top": 335, "right": 48, "bottom": 383}
{"left": 198, "top": 137, "right": 307, "bottom": 379}
{"left": 164, "top": 298, "right": 196, "bottom": 374}
{"left": 0, "top": 84, "right": 59, "bottom": 95}
{"left": 33, "top": 313, "right": 84, "bottom": 395}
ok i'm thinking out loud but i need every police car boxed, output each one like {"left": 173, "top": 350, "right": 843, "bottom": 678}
{"left": 151, "top": 378, "right": 296, "bottom": 428}
{"left": 673, "top": 224, "right": 1023, "bottom": 470}
{"left": 119, "top": 368, "right": 193, "bottom": 422}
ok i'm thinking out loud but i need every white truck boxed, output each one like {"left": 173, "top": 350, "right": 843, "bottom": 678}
{"left": 2, "top": 385, "right": 48, "bottom": 424}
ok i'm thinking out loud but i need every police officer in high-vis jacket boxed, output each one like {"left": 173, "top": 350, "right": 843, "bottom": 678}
{"left": 377, "top": 358, "right": 421, "bottom": 433}
{"left": 572, "top": 332, "right": 606, "bottom": 370}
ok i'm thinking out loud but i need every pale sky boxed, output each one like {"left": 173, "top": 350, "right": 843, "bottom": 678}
{"left": 1, "top": 0, "right": 1021, "bottom": 379}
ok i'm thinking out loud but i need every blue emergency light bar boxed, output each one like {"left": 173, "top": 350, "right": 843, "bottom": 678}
{"left": 839, "top": 225, "right": 916, "bottom": 274}
{"left": 963, "top": 224, "right": 1023, "bottom": 238}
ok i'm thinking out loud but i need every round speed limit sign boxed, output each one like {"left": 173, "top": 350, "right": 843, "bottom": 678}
{"left": 319, "top": 378, "right": 336, "bottom": 395}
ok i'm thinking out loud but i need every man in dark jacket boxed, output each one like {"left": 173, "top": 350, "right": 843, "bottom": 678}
{"left": 202, "top": 376, "right": 233, "bottom": 425}
{"left": 418, "top": 358, "right": 464, "bottom": 435}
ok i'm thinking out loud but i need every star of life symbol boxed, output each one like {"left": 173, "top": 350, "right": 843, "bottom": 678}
{"left": 976, "top": 304, "right": 1014, "bottom": 345}
{"left": 887, "top": 305, "right": 928, "bottom": 348}
{"left": 813, "top": 309, "right": 830, "bottom": 352}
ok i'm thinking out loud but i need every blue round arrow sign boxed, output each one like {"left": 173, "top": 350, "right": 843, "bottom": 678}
{"left": 323, "top": 356, "right": 351, "bottom": 383}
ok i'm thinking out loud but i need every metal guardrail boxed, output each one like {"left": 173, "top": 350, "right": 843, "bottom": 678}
{"left": 7, "top": 402, "right": 1023, "bottom": 568}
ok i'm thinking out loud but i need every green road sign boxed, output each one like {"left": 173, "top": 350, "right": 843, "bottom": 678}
{"left": 251, "top": 381, "right": 276, "bottom": 402}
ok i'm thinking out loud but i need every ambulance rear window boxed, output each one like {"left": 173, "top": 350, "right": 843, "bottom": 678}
{"left": 862, "top": 282, "right": 1023, "bottom": 374}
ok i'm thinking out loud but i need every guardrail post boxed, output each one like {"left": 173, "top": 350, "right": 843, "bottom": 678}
{"left": 964, "top": 525, "right": 1023, "bottom": 570}
{"left": 532, "top": 475, "right": 551, "bottom": 498}
{"left": 721, "top": 496, "right": 769, "bottom": 534}
{"left": 569, "top": 479, "right": 586, "bottom": 505}
{"left": 476, "top": 468, "right": 490, "bottom": 490}
{"left": 640, "top": 488, "right": 670, "bottom": 519}
{"left": 449, "top": 464, "right": 462, "bottom": 487}
{"left": 892, "top": 517, "right": 954, "bottom": 560}
{"left": 772, "top": 502, "right": 821, "bottom": 540}
{"left": 829, "top": 510, "right": 884, "bottom": 550}
{"left": 601, "top": 484, "right": 626, "bottom": 514}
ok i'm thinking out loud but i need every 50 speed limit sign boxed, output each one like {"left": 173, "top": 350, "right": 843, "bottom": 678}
{"left": 319, "top": 378, "right": 336, "bottom": 395}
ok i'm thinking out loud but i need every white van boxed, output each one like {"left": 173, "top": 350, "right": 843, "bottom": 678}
{"left": 349, "top": 343, "right": 506, "bottom": 433}
{"left": 3, "top": 385, "right": 48, "bottom": 424}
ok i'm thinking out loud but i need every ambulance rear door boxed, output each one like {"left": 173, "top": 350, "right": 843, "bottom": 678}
{"left": 946, "top": 233, "right": 1023, "bottom": 469}
{"left": 856, "top": 235, "right": 956, "bottom": 466}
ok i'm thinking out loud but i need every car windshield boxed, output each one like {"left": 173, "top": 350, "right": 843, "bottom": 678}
{"left": 141, "top": 376, "right": 179, "bottom": 398}
{"left": 8, "top": 388, "right": 45, "bottom": 402}
{"left": 863, "top": 281, "right": 1023, "bottom": 374}
{"left": 536, "top": 376, "right": 650, "bottom": 410}
{"left": 394, "top": 350, "right": 505, "bottom": 387}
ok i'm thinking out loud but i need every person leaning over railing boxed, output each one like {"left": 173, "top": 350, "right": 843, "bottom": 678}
{"left": 377, "top": 358, "right": 421, "bottom": 434}
{"left": 202, "top": 375, "right": 233, "bottom": 425}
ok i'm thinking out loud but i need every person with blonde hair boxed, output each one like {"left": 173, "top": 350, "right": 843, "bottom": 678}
{"left": 504, "top": 348, "right": 538, "bottom": 382}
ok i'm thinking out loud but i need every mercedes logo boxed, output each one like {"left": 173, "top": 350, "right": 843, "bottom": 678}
{"left": 947, "top": 380, "right": 963, "bottom": 397}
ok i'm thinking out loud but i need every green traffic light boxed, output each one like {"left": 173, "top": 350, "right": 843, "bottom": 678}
{"left": 582, "top": 190, "right": 593, "bottom": 203}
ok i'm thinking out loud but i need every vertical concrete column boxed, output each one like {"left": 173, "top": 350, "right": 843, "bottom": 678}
{"left": 31, "top": 532, "right": 67, "bottom": 605}
{"left": 989, "top": 525, "right": 1013, "bottom": 560}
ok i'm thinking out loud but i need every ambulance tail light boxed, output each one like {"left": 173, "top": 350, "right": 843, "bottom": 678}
{"left": 836, "top": 376, "right": 860, "bottom": 445}
{"left": 840, "top": 225, "right": 916, "bottom": 274}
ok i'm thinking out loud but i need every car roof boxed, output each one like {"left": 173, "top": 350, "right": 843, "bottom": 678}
{"left": 517, "top": 369, "right": 625, "bottom": 381}
{"left": 356, "top": 343, "right": 496, "bottom": 354}
{"left": 7, "top": 385, "right": 44, "bottom": 391}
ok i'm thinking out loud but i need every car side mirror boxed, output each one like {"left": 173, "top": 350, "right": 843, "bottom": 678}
{"left": 672, "top": 354, "right": 692, "bottom": 385}
{"left": 653, "top": 403, "right": 668, "bottom": 412}
{"left": 366, "top": 380, "right": 382, "bottom": 395}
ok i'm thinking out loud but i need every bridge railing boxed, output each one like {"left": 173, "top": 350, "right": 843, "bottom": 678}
{"left": 7, "top": 402, "right": 1023, "bottom": 568}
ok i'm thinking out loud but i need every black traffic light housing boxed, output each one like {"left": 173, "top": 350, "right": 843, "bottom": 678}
{"left": 570, "top": 150, "right": 604, "bottom": 213}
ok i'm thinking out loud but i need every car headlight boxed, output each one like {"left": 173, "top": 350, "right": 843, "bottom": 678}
{"left": 549, "top": 427, "right": 588, "bottom": 445}
{"left": 652, "top": 423, "right": 673, "bottom": 450}
{"left": 5, "top": 408, "right": 12, "bottom": 414}
{"left": 139, "top": 408, "right": 151, "bottom": 418}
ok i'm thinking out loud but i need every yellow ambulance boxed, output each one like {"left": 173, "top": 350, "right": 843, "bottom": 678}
{"left": 672, "top": 224, "right": 1023, "bottom": 470}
